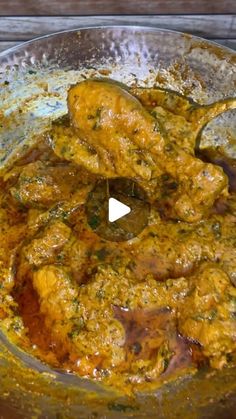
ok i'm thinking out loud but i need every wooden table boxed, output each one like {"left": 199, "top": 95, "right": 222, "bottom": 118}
{"left": 0, "top": 14, "right": 235, "bottom": 54}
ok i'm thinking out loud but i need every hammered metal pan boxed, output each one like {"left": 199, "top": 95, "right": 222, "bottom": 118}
{"left": 0, "top": 26, "right": 236, "bottom": 418}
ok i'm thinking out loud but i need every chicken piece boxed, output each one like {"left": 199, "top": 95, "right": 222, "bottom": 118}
{"left": 149, "top": 106, "right": 196, "bottom": 154}
{"left": 68, "top": 265, "right": 189, "bottom": 379}
{"left": 0, "top": 190, "right": 27, "bottom": 291}
{"left": 0, "top": 207, "right": 27, "bottom": 324}
{"left": 33, "top": 265, "right": 80, "bottom": 347}
{"left": 128, "top": 224, "right": 203, "bottom": 280}
{"left": 131, "top": 87, "right": 236, "bottom": 193}
{"left": 10, "top": 161, "right": 81, "bottom": 209}
{"left": 32, "top": 264, "right": 126, "bottom": 377}
{"left": 178, "top": 264, "right": 236, "bottom": 368}
{"left": 130, "top": 87, "right": 198, "bottom": 154}
{"left": 130, "top": 87, "right": 194, "bottom": 118}
{"left": 33, "top": 265, "right": 78, "bottom": 321}
{"left": 21, "top": 221, "right": 71, "bottom": 268}
{"left": 26, "top": 184, "right": 93, "bottom": 234}
{"left": 51, "top": 80, "right": 228, "bottom": 222}
{"left": 130, "top": 87, "right": 236, "bottom": 129}
{"left": 32, "top": 261, "right": 191, "bottom": 387}
{"left": 25, "top": 196, "right": 235, "bottom": 288}
{"left": 32, "top": 265, "right": 92, "bottom": 369}
{"left": 0, "top": 222, "right": 26, "bottom": 292}
{"left": 211, "top": 209, "right": 236, "bottom": 286}
{"left": 127, "top": 207, "right": 236, "bottom": 282}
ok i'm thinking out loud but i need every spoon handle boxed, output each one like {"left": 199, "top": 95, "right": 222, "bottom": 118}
{"left": 187, "top": 98, "right": 236, "bottom": 127}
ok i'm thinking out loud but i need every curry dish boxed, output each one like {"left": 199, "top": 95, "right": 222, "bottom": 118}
{"left": 0, "top": 79, "right": 236, "bottom": 394}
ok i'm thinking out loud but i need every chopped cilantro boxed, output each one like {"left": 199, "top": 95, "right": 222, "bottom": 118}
{"left": 95, "top": 247, "right": 108, "bottom": 261}
{"left": 89, "top": 215, "right": 100, "bottom": 229}
{"left": 107, "top": 402, "right": 138, "bottom": 412}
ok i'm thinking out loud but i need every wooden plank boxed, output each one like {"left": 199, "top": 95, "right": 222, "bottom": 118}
{"left": 0, "top": 0, "right": 235, "bottom": 15}
{"left": 0, "top": 39, "right": 235, "bottom": 54}
{"left": 0, "top": 15, "right": 234, "bottom": 41}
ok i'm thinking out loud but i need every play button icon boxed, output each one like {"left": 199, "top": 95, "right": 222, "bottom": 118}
{"left": 86, "top": 178, "right": 150, "bottom": 241}
{"left": 108, "top": 197, "right": 131, "bottom": 222}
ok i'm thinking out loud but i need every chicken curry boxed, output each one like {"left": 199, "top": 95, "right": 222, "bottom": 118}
{"left": 0, "top": 79, "right": 236, "bottom": 394}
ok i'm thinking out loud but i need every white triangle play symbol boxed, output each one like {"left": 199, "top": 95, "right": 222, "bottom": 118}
{"left": 108, "top": 197, "right": 131, "bottom": 222}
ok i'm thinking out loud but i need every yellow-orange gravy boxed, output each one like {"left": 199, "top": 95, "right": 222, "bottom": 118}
{"left": 0, "top": 81, "right": 235, "bottom": 394}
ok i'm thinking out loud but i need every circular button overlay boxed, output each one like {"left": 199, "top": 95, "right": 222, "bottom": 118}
{"left": 85, "top": 178, "right": 150, "bottom": 242}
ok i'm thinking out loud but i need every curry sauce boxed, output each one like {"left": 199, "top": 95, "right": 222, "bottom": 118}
{"left": 0, "top": 80, "right": 236, "bottom": 394}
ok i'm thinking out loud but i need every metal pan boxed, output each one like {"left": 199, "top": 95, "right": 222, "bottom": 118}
{"left": 0, "top": 26, "right": 236, "bottom": 418}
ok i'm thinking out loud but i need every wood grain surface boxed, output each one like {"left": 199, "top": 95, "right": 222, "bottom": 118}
{"left": 0, "top": 0, "right": 235, "bottom": 15}
{"left": 0, "top": 15, "right": 235, "bottom": 53}
{"left": 0, "top": 15, "right": 235, "bottom": 40}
